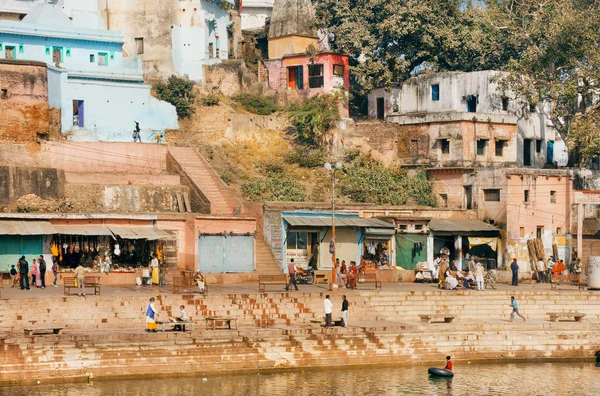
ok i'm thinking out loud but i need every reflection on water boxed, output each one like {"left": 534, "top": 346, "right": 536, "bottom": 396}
{"left": 3, "top": 362, "right": 600, "bottom": 396}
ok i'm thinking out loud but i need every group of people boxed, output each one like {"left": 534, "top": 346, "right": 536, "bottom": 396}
{"left": 323, "top": 294, "right": 349, "bottom": 327}
{"left": 335, "top": 258, "right": 363, "bottom": 289}
{"left": 10, "top": 255, "right": 59, "bottom": 290}
{"left": 145, "top": 298, "right": 191, "bottom": 332}
{"left": 432, "top": 254, "right": 489, "bottom": 291}
{"left": 533, "top": 257, "right": 581, "bottom": 284}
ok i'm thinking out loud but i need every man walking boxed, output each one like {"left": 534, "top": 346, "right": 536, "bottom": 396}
{"left": 18, "top": 256, "right": 30, "bottom": 290}
{"left": 510, "top": 258, "right": 519, "bottom": 286}
{"left": 547, "top": 257, "right": 555, "bottom": 284}
{"left": 285, "top": 258, "right": 299, "bottom": 291}
{"left": 341, "top": 295, "right": 349, "bottom": 327}
{"left": 324, "top": 295, "right": 333, "bottom": 327}
{"left": 509, "top": 296, "right": 526, "bottom": 322}
{"left": 38, "top": 255, "right": 47, "bottom": 289}
{"left": 133, "top": 121, "right": 142, "bottom": 142}
{"left": 475, "top": 260, "right": 485, "bottom": 291}
{"left": 74, "top": 262, "right": 87, "bottom": 296}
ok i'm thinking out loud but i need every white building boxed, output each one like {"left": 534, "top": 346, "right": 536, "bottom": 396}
{"left": 241, "top": 0, "right": 273, "bottom": 30}
{"left": 0, "top": 2, "right": 178, "bottom": 142}
{"left": 368, "top": 70, "right": 569, "bottom": 168}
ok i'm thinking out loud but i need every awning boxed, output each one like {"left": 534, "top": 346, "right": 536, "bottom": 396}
{"left": 429, "top": 219, "right": 500, "bottom": 236}
{"left": 109, "top": 227, "right": 172, "bottom": 240}
{"left": 0, "top": 220, "right": 56, "bottom": 235}
{"left": 469, "top": 237, "right": 498, "bottom": 250}
{"left": 53, "top": 226, "right": 113, "bottom": 236}
{"left": 283, "top": 216, "right": 394, "bottom": 229}
{"left": 364, "top": 228, "right": 395, "bottom": 236}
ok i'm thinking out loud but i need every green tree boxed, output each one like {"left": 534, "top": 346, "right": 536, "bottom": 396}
{"left": 155, "top": 75, "right": 196, "bottom": 118}
{"left": 483, "top": 0, "right": 600, "bottom": 165}
{"left": 287, "top": 94, "right": 341, "bottom": 145}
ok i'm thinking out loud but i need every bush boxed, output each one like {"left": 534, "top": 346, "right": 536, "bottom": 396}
{"left": 201, "top": 93, "right": 220, "bottom": 106}
{"left": 258, "top": 159, "right": 285, "bottom": 175}
{"left": 285, "top": 146, "right": 326, "bottom": 168}
{"left": 340, "top": 156, "right": 435, "bottom": 206}
{"left": 155, "top": 75, "right": 196, "bottom": 118}
{"left": 233, "top": 93, "right": 278, "bottom": 115}
{"left": 242, "top": 177, "right": 305, "bottom": 202}
{"left": 220, "top": 172, "right": 232, "bottom": 185}
{"left": 287, "top": 94, "right": 341, "bottom": 145}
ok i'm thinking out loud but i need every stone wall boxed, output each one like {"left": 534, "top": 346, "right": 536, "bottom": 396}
{"left": 0, "top": 60, "right": 51, "bottom": 143}
{"left": 203, "top": 61, "right": 245, "bottom": 96}
{"left": 0, "top": 165, "right": 64, "bottom": 206}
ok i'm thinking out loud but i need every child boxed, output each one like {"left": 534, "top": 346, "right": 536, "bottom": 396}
{"left": 510, "top": 296, "right": 526, "bottom": 322}
{"left": 9, "top": 264, "right": 17, "bottom": 288}
{"left": 444, "top": 355, "right": 453, "bottom": 371}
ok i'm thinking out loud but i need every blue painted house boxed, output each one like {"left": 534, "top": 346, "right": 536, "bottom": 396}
{"left": 0, "top": 4, "right": 178, "bottom": 142}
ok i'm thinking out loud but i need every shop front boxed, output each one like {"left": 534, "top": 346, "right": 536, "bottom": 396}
{"left": 427, "top": 219, "right": 501, "bottom": 270}
{"left": 0, "top": 220, "right": 53, "bottom": 271}
{"left": 281, "top": 211, "right": 395, "bottom": 271}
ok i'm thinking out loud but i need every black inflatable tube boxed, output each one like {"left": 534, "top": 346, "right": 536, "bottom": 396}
{"left": 428, "top": 367, "right": 454, "bottom": 377}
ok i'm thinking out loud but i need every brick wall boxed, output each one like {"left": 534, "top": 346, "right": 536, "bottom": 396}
{"left": 0, "top": 60, "right": 51, "bottom": 143}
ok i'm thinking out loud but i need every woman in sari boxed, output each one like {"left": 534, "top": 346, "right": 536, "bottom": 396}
{"left": 32, "top": 259, "right": 41, "bottom": 287}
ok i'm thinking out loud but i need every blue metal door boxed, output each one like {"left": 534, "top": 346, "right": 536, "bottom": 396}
{"left": 224, "top": 235, "right": 255, "bottom": 273}
{"left": 547, "top": 140, "right": 554, "bottom": 164}
{"left": 198, "top": 235, "right": 225, "bottom": 273}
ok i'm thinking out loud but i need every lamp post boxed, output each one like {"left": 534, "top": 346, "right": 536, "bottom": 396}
{"left": 325, "top": 161, "right": 342, "bottom": 291}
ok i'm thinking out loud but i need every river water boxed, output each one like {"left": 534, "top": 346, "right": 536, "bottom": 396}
{"left": 3, "top": 362, "right": 599, "bottom": 395}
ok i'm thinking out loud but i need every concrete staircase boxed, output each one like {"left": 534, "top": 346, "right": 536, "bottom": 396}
{"left": 255, "top": 237, "right": 282, "bottom": 275}
{"left": 167, "top": 146, "right": 240, "bottom": 216}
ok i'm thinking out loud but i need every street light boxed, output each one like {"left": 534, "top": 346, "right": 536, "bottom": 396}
{"left": 324, "top": 161, "right": 342, "bottom": 291}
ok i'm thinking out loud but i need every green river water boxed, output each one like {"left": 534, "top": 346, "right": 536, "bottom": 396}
{"left": 2, "top": 361, "right": 599, "bottom": 395}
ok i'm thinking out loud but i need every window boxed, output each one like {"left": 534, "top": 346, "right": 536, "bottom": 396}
{"left": 0, "top": 89, "right": 7, "bottom": 99}
{"left": 409, "top": 139, "right": 419, "bottom": 156}
{"left": 530, "top": 103, "right": 536, "bottom": 113}
{"left": 308, "top": 64, "right": 324, "bottom": 88}
{"left": 98, "top": 52, "right": 108, "bottom": 66}
{"left": 550, "top": 190, "right": 556, "bottom": 204}
{"left": 556, "top": 227, "right": 562, "bottom": 235}
{"left": 477, "top": 139, "right": 486, "bottom": 156}
{"left": 414, "top": 224, "right": 424, "bottom": 231}
{"left": 495, "top": 140, "right": 504, "bottom": 157}
{"left": 484, "top": 189, "right": 501, "bottom": 202}
{"left": 520, "top": 227, "right": 525, "bottom": 238}
{"left": 89, "top": 54, "right": 95, "bottom": 63}
{"left": 5, "top": 46, "right": 15, "bottom": 60}
{"left": 135, "top": 37, "right": 144, "bottom": 54}
{"left": 398, "top": 224, "right": 407, "bottom": 231}
{"left": 524, "top": 190, "right": 529, "bottom": 203}
{"left": 286, "top": 232, "right": 308, "bottom": 250}
{"left": 440, "top": 139, "right": 450, "bottom": 155}
{"left": 439, "top": 194, "right": 448, "bottom": 208}
{"left": 431, "top": 84, "right": 439, "bottom": 101}
{"left": 467, "top": 95, "right": 478, "bottom": 112}
{"left": 501, "top": 97, "right": 509, "bottom": 111}
{"left": 333, "top": 64, "right": 344, "bottom": 76}
{"left": 18, "top": 44, "right": 23, "bottom": 53}
{"left": 52, "top": 47, "right": 62, "bottom": 64}
{"left": 536, "top": 139, "right": 542, "bottom": 153}
{"left": 536, "top": 226, "right": 543, "bottom": 239}
{"left": 208, "top": 43, "right": 214, "bottom": 58}
{"left": 523, "top": 139, "right": 532, "bottom": 166}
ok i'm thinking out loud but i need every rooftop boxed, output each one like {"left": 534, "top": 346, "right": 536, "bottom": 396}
{"left": 268, "top": 0, "right": 317, "bottom": 39}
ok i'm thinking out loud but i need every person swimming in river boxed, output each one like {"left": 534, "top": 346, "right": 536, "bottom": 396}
{"left": 444, "top": 355, "right": 452, "bottom": 371}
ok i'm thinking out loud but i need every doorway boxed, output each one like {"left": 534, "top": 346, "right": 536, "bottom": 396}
{"left": 308, "top": 232, "right": 319, "bottom": 269}
{"left": 464, "top": 185, "right": 473, "bottom": 209}
{"left": 72, "top": 100, "right": 84, "bottom": 128}
{"left": 287, "top": 66, "right": 303, "bottom": 90}
{"left": 547, "top": 140, "right": 554, "bottom": 164}
{"left": 376, "top": 97, "right": 385, "bottom": 120}
{"left": 52, "top": 47, "right": 62, "bottom": 64}
{"left": 524, "top": 139, "right": 532, "bottom": 166}
{"left": 467, "top": 95, "right": 477, "bottom": 112}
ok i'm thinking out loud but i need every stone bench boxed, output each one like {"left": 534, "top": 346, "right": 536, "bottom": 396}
{"left": 547, "top": 312, "right": 586, "bottom": 322}
{"left": 419, "top": 314, "right": 456, "bottom": 324}
{"left": 550, "top": 275, "right": 585, "bottom": 290}
{"left": 24, "top": 326, "right": 63, "bottom": 336}
{"left": 206, "top": 317, "right": 238, "bottom": 330}
{"left": 258, "top": 274, "right": 288, "bottom": 291}
{"left": 156, "top": 320, "right": 194, "bottom": 332}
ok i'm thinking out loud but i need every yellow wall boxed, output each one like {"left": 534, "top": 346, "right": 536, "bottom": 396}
{"left": 319, "top": 228, "right": 358, "bottom": 269}
{"left": 268, "top": 36, "right": 318, "bottom": 59}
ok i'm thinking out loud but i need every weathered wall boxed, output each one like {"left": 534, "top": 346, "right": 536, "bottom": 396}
{"left": 0, "top": 166, "right": 64, "bottom": 206}
{"left": 63, "top": 184, "right": 188, "bottom": 213}
{"left": 204, "top": 61, "right": 244, "bottom": 96}
{"left": 0, "top": 60, "right": 50, "bottom": 143}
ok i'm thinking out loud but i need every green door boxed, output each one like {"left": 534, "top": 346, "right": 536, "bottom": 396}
{"left": 0, "top": 235, "right": 43, "bottom": 271}
{"left": 395, "top": 234, "right": 427, "bottom": 270}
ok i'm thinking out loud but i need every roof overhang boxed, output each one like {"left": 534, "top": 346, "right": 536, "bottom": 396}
{"left": 0, "top": 220, "right": 56, "bottom": 235}
{"left": 283, "top": 215, "right": 394, "bottom": 229}
{"left": 429, "top": 219, "right": 500, "bottom": 236}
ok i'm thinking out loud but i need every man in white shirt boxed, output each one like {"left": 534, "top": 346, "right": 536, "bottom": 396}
{"left": 537, "top": 258, "right": 547, "bottom": 283}
{"left": 324, "top": 295, "right": 333, "bottom": 327}
{"left": 475, "top": 261, "right": 485, "bottom": 291}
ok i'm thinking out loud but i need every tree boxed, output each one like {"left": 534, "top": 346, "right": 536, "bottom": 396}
{"left": 483, "top": 0, "right": 600, "bottom": 165}
{"left": 155, "top": 75, "right": 196, "bottom": 118}
{"left": 314, "top": 0, "right": 514, "bottom": 98}
{"left": 287, "top": 94, "right": 341, "bottom": 145}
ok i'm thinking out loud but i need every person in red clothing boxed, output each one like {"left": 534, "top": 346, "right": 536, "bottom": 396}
{"left": 444, "top": 355, "right": 453, "bottom": 371}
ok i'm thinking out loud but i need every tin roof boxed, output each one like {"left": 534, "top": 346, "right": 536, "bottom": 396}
{"left": 283, "top": 216, "right": 394, "bottom": 229}
{"left": 0, "top": 220, "right": 56, "bottom": 235}
{"left": 429, "top": 219, "right": 499, "bottom": 233}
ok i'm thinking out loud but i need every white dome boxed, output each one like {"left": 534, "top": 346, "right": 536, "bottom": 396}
{"left": 22, "top": 5, "right": 73, "bottom": 27}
